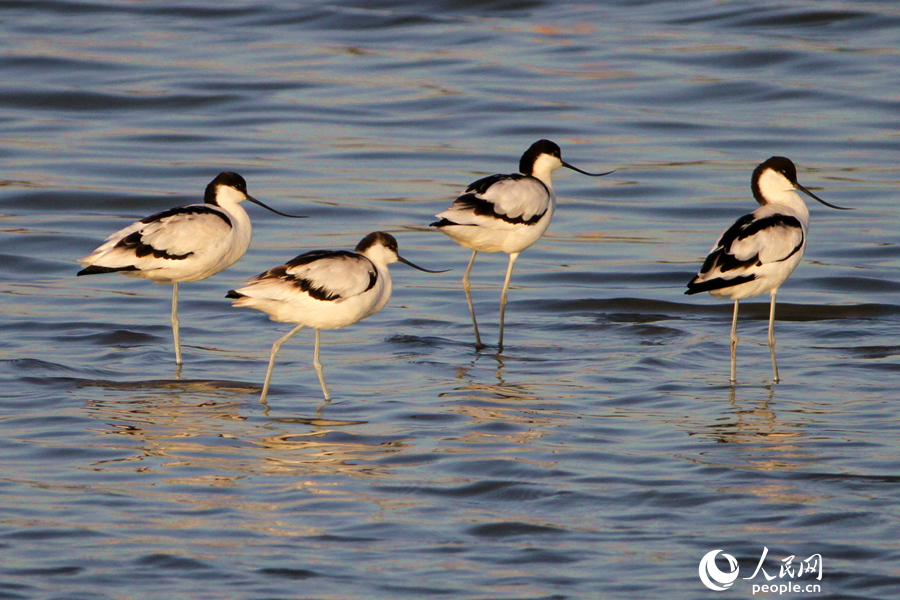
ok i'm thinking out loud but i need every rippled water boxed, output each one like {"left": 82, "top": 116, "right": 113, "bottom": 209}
{"left": 2, "top": 1, "right": 899, "bottom": 598}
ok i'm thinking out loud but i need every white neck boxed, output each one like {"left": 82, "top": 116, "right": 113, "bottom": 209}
{"left": 758, "top": 170, "right": 809, "bottom": 216}
{"left": 214, "top": 185, "right": 249, "bottom": 210}
{"left": 362, "top": 245, "right": 398, "bottom": 269}
{"left": 529, "top": 154, "right": 562, "bottom": 187}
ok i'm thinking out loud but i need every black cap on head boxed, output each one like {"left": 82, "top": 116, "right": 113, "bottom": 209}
{"left": 205, "top": 172, "right": 248, "bottom": 204}
{"left": 755, "top": 156, "right": 797, "bottom": 183}
{"left": 202, "top": 172, "right": 308, "bottom": 217}
{"left": 519, "top": 139, "right": 562, "bottom": 175}
{"left": 355, "top": 231, "right": 398, "bottom": 254}
{"left": 356, "top": 231, "right": 449, "bottom": 273}
{"left": 751, "top": 156, "right": 850, "bottom": 210}
{"left": 751, "top": 157, "right": 795, "bottom": 205}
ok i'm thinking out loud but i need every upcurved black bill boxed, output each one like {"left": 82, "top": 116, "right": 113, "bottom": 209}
{"left": 247, "top": 195, "right": 308, "bottom": 218}
{"left": 398, "top": 256, "right": 450, "bottom": 273}
{"left": 561, "top": 161, "right": 615, "bottom": 177}
{"left": 796, "top": 184, "right": 852, "bottom": 211}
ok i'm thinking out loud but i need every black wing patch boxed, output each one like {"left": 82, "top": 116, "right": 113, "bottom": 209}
{"left": 256, "top": 250, "right": 378, "bottom": 302}
{"left": 699, "top": 214, "right": 803, "bottom": 275}
{"left": 283, "top": 250, "right": 351, "bottom": 269}
{"left": 453, "top": 193, "right": 546, "bottom": 226}
{"left": 430, "top": 173, "right": 548, "bottom": 228}
{"left": 77, "top": 265, "right": 140, "bottom": 277}
{"left": 113, "top": 205, "right": 233, "bottom": 261}
{"left": 699, "top": 214, "right": 756, "bottom": 274}
{"left": 740, "top": 214, "right": 803, "bottom": 245}
{"left": 430, "top": 217, "right": 459, "bottom": 228}
{"left": 686, "top": 274, "right": 755, "bottom": 295}
{"left": 116, "top": 230, "right": 192, "bottom": 260}
{"left": 141, "top": 205, "right": 232, "bottom": 227}
{"left": 686, "top": 213, "right": 804, "bottom": 295}
{"left": 465, "top": 173, "right": 526, "bottom": 195}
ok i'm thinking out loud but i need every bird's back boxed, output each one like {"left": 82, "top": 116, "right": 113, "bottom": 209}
{"left": 433, "top": 173, "right": 554, "bottom": 254}
{"left": 79, "top": 203, "right": 246, "bottom": 283}
{"left": 229, "top": 250, "right": 389, "bottom": 329}
{"left": 687, "top": 204, "right": 807, "bottom": 299}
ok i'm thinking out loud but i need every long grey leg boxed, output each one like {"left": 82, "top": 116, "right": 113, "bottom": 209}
{"left": 730, "top": 299, "right": 739, "bottom": 384}
{"left": 260, "top": 324, "right": 305, "bottom": 403}
{"left": 498, "top": 252, "right": 520, "bottom": 353}
{"left": 313, "top": 329, "right": 330, "bottom": 400}
{"left": 462, "top": 250, "right": 484, "bottom": 350}
{"left": 768, "top": 290, "right": 780, "bottom": 384}
{"left": 171, "top": 283, "right": 182, "bottom": 365}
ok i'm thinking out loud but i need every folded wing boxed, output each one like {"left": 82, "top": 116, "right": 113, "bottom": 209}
{"left": 433, "top": 174, "right": 551, "bottom": 228}
{"left": 687, "top": 213, "right": 804, "bottom": 294}
{"left": 233, "top": 251, "right": 377, "bottom": 303}
{"left": 79, "top": 205, "right": 233, "bottom": 269}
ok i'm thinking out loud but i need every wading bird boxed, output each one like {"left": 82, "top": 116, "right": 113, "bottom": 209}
{"left": 686, "top": 156, "right": 850, "bottom": 383}
{"left": 78, "top": 172, "right": 305, "bottom": 365}
{"left": 431, "top": 139, "right": 612, "bottom": 351}
{"left": 227, "top": 232, "right": 446, "bottom": 401}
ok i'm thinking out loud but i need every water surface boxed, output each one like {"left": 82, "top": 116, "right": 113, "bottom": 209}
{"left": 1, "top": 1, "right": 899, "bottom": 598}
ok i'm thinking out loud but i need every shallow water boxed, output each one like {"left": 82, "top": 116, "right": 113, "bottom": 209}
{"left": 1, "top": 1, "right": 900, "bottom": 598}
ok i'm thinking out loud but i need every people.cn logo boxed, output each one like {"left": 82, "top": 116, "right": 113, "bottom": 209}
{"left": 699, "top": 549, "right": 740, "bottom": 591}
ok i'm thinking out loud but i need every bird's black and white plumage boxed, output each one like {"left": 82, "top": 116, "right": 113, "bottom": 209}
{"left": 686, "top": 156, "right": 850, "bottom": 382}
{"left": 77, "top": 171, "right": 305, "bottom": 365}
{"left": 431, "top": 139, "right": 612, "bottom": 351}
{"left": 227, "top": 233, "right": 403, "bottom": 330}
{"left": 228, "top": 232, "right": 445, "bottom": 401}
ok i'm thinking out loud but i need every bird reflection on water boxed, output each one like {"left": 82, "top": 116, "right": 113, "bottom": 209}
{"left": 437, "top": 353, "right": 576, "bottom": 448}
{"left": 686, "top": 386, "right": 814, "bottom": 473}
{"left": 80, "top": 378, "right": 398, "bottom": 481}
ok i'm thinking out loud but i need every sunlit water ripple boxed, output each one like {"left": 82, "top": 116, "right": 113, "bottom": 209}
{"left": 1, "top": 1, "right": 899, "bottom": 598}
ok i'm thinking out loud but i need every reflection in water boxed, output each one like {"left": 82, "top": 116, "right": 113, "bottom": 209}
{"left": 690, "top": 387, "right": 810, "bottom": 463}
{"left": 77, "top": 376, "right": 257, "bottom": 395}
{"left": 439, "top": 352, "right": 573, "bottom": 448}
{"left": 260, "top": 390, "right": 329, "bottom": 420}
{"left": 445, "top": 351, "right": 530, "bottom": 401}
{"left": 1, "top": 0, "right": 899, "bottom": 596}
{"left": 692, "top": 386, "right": 805, "bottom": 451}
{"left": 81, "top": 379, "right": 398, "bottom": 482}
{"left": 680, "top": 387, "right": 823, "bottom": 509}
{"left": 452, "top": 351, "right": 510, "bottom": 389}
